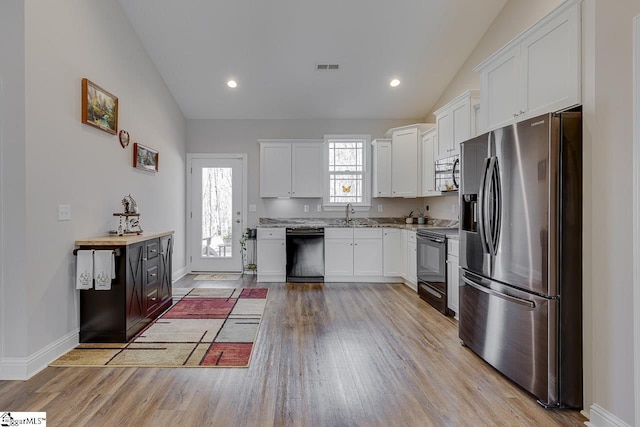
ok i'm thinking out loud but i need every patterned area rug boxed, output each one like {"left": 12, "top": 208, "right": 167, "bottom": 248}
{"left": 50, "top": 288, "right": 268, "bottom": 368}
{"left": 193, "top": 273, "right": 242, "bottom": 281}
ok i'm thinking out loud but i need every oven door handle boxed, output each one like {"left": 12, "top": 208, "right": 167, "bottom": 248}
{"left": 461, "top": 274, "right": 536, "bottom": 309}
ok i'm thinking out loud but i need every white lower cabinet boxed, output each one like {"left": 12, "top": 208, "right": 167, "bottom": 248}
{"left": 325, "top": 228, "right": 383, "bottom": 280}
{"left": 382, "top": 228, "right": 401, "bottom": 276}
{"left": 257, "top": 228, "right": 286, "bottom": 282}
{"left": 447, "top": 238, "right": 460, "bottom": 317}
{"left": 405, "top": 231, "right": 417, "bottom": 290}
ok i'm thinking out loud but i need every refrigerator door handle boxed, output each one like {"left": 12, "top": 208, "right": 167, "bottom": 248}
{"left": 461, "top": 274, "right": 536, "bottom": 309}
{"left": 484, "top": 157, "right": 498, "bottom": 255}
{"left": 490, "top": 157, "right": 502, "bottom": 256}
{"left": 478, "top": 157, "right": 491, "bottom": 254}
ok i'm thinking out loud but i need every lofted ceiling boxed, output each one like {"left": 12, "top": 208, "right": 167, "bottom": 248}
{"left": 118, "top": 0, "right": 507, "bottom": 120}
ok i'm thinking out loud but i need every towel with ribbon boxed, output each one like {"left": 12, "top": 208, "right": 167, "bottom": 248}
{"left": 76, "top": 250, "right": 94, "bottom": 290}
{"left": 94, "top": 250, "right": 116, "bottom": 290}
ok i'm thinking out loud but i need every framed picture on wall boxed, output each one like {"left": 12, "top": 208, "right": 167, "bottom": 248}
{"left": 133, "top": 143, "right": 159, "bottom": 172}
{"left": 81, "top": 78, "right": 118, "bottom": 134}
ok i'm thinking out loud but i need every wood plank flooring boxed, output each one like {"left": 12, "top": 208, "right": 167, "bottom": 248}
{"left": 0, "top": 275, "right": 587, "bottom": 426}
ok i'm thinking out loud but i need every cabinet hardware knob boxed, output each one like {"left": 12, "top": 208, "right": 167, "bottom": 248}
{"left": 151, "top": 297, "right": 157, "bottom": 301}
{"left": 143, "top": 257, "right": 148, "bottom": 261}
{"left": 151, "top": 273, "right": 157, "bottom": 277}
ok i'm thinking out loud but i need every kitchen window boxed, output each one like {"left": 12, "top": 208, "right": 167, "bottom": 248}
{"left": 323, "top": 134, "right": 371, "bottom": 209}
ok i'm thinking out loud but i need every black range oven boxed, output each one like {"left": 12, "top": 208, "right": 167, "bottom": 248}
{"left": 416, "top": 228, "right": 457, "bottom": 316}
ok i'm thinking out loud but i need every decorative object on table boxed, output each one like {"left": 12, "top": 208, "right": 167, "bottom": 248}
{"left": 50, "top": 287, "right": 269, "bottom": 368}
{"left": 133, "top": 143, "right": 159, "bottom": 172}
{"left": 118, "top": 129, "right": 130, "bottom": 148}
{"left": 110, "top": 194, "right": 142, "bottom": 235}
{"left": 81, "top": 78, "right": 118, "bottom": 135}
{"left": 405, "top": 210, "right": 414, "bottom": 224}
{"left": 416, "top": 208, "right": 426, "bottom": 224}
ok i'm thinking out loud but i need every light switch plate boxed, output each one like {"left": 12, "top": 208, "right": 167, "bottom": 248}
{"left": 304, "top": 205, "right": 309, "bottom": 213}
{"left": 58, "top": 205, "right": 71, "bottom": 221}
{"left": 377, "top": 205, "right": 383, "bottom": 212}
{"left": 317, "top": 205, "right": 322, "bottom": 212}
{"left": 249, "top": 204, "right": 257, "bottom": 212}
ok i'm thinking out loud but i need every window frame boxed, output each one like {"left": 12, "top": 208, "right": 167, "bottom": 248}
{"left": 322, "top": 134, "right": 372, "bottom": 210}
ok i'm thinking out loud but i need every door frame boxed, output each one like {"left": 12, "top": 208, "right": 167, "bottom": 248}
{"left": 633, "top": 15, "right": 640, "bottom": 427}
{"left": 186, "top": 153, "right": 248, "bottom": 273}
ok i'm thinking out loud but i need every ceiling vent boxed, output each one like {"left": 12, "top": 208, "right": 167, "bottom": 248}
{"left": 316, "top": 64, "right": 340, "bottom": 71}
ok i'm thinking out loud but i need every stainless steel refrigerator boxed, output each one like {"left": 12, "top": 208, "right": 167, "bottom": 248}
{"left": 458, "top": 110, "right": 582, "bottom": 408}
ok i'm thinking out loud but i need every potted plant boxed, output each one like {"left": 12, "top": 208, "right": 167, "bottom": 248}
{"left": 405, "top": 210, "right": 414, "bottom": 224}
{"left": 416, "top": 208, "right": 426, "bottom": 224}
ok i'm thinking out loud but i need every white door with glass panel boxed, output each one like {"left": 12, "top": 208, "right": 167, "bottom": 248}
{"left": 190, "top": 157, "right": 243, "bottom": 272}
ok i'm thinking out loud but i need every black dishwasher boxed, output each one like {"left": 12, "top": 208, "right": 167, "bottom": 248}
{"left": 286, "top": 228, "right": 324, "bottom": 282}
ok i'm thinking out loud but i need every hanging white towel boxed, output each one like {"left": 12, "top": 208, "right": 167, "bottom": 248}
{"left": 94, "top": 250, "right": 115, "bottom": 290}
{"left": 76, "top": 250, "right": 94, "bottom": 290}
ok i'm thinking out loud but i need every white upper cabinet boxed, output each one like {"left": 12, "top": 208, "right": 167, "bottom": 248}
{"left": 434, "top": 90, "right": 479, "bottom": 160}
{"left": 420, "top": 128, "right": 440, "bottom": 197}
{"left": 475, "top": 0, "right": 581, "bottom": 132}
{"left": 385, "top": 123, "right": 434, "bottom": 198}
{"left": 291, "top": 144, "right": 323, "bottom": 197}
{"left": 371, "top": 139, "right": 392, "bottom": 198}
{"left": 259, "top": 140, "right": 323, "bottom": 198}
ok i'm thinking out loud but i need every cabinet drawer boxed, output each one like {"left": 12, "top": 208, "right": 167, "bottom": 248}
{"left": 146, "top": 241, "right": 159, "bottom": 260}
{"left": 448, "top": 239, "right": 459, "bottom": 256}
{"left": 325, "top": 228, "right": 353, "bottom": 239}
{"left": 146, "top": 286, "right": 160, "bottom": 314}
{"left": 418, "top": 281, "right": 447, "bottom": 313}
{"left": 408, "top": 231, "right": 417, "bottom": 244}
{"left": 146, "top": 265, "right": 159, "bottom": 286}
{"left": 257, "top": 228, "right": 286, "bottom": 240}
{"left": 353, "top": 228, "right": 382, "bottom": 239}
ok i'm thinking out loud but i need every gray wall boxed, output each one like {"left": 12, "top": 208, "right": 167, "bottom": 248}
{"left": 187, "top": 118, "right": 444, "bottom": 226}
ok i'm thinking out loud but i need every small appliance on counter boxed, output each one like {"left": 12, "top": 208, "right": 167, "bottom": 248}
{"left": 435, "top": 155, "right": 459, "bottom": 192}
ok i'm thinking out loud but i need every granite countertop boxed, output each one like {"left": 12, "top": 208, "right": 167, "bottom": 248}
{"left": 258, "top": 217, "right": 459, "bottom": 232}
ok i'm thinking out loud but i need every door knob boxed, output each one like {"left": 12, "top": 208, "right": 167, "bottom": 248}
{"left": 236, "top": 219, "right": 241, "bottom": 223}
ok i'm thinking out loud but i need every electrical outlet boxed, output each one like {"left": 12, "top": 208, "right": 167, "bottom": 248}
{"left": 377, "top": 205, "right": 383, "bottom": 213}
{"left": 304, "top": 205, "right": 309, "bottom": 213}
{"left": 249, "top": 204, "right": 257, "bottom": 212}
{"left": 317, "top": 205, "right": 322, "bottom": 212}
{"left": 58, "top": 205, "right": 71, "bottom": 221}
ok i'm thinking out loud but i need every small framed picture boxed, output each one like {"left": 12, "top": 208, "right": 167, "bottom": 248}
{"left": 81, "top": 78, "right": 118, "bottom": 134}
{"left": 133, "top": 143, "right": 159, "bottom": 172}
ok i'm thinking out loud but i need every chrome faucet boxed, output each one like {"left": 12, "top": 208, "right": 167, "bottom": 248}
{"left": 345, "top": 203, "right": 355, "bottom": 223}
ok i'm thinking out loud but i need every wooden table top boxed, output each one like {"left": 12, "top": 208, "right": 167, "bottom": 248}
{"left": 75, "top": 230, "right": 174, "bottom": 246}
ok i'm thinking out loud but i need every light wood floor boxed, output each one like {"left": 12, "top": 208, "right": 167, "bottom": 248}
{"left": 0, "top": 275, "right": 586, "bottom": 426}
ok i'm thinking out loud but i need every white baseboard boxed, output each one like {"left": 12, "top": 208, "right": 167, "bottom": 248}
{"left": 172, "top": 265, "right": 187, "bottom": 282}
{"left": 0, "top": 329, "right": 78, "bottom": 380}
{"left": 585, "top": 404, "right": 631, "bottom": 427}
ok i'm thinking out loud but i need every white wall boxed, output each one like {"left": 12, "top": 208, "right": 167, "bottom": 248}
{"left": 585, "top": 0, "right": 640, "bottom": 424}
{"left": 0, "top": 0, "right": 187, "bottom": 377}
{"left": 0, "top": 0, "right": 28, "bottom": 362}
{"left": 187, "top": 119, "right": 432, "bottom": 226}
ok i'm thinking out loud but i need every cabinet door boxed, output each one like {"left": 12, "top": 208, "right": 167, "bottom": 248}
{"left": 158, "top": 235, "right": 173, "bottom": 304}
{"left": 372, "top": 141, "right": 392, "bottom": 197}
{"left": 452, "top": 97, "right": 471, "bottom": 156}
{"left": 520, "top": 3, "right": 580, "bottom": 119}
{"left": 407, "top": 241, "right": 417, "bottom": 284}
{"left": 257, "top": 239, "right": 286, "bottom": 275}
{"left": 421, "top": 131, "right": 437, "bottom": 195}
{"left": 391, "top": 128, "right": 418, "bottom": 197}
{"left": 260, "top": 144, "right": 292, "bottom": 197}
{"left": 126, "top": 242, "right": 145, "bottom": 329}
{"left": 436, "top": 109, "right": 453, "bottom": 160}
{"left": 399, "top": 229, "right": 408, "bottom": 277}
{"left": 480, "top": 46, "right": 521, "bottom": 132}
{"left": 292, "top": 143, "right": 323, "bottom": 197}
{"left": 382, "top": 228, "right": 401, "bottom": 276}
{"left": 447, "top": 255, "right": 460, "bottom": 316}
{"left": 324, "top": 238, "right": 354, "bottom": 276}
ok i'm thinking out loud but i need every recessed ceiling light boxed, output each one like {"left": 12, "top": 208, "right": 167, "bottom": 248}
{"left": 390, "top": 79, "right": 401, "bottom": 87}
{"left": 227, "top": 80, "right": 238, "bottom": 88}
